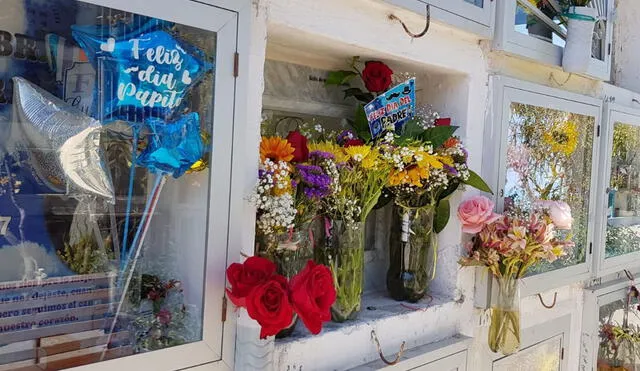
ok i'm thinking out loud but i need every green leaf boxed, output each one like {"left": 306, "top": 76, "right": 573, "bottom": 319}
{"left": 420, "top": 126, "right": 459, "bottom": 148}
{"left": 344, "top": 88, "right": 374, "bottom": 104}
{"left": 350, "top": 105, "right": 372, "bottom": 142}
{"left": 438, "top": 181, "right": 460, "bottom": 202}
{"left": 326, "top": 70, "right": 357, "bottom": 86}
{"left": 434, "top": 199, "right": 450, "bottom": 234}
{"left": 463, "top": 170, "right": 493, "bottom": 194}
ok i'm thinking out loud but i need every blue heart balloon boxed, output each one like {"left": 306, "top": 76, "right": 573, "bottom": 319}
{"left": 72, "top": 20, "right": 212, "bottom": 123}
{"left": 136, "top": 112, "right": 204, "bottom": 178}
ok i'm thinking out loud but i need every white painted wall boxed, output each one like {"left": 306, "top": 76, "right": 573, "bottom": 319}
{"left": 233, "top": 0, "right": 636, "bottom": 369}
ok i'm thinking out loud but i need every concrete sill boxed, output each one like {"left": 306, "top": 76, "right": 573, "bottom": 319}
{"left": 274, "top": 291, "right": 462, "bottom": 370}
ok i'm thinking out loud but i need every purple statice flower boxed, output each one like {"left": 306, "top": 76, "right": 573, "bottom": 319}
{"left": 337, "top": 130, "right": 356, "bottom": 146}
{"left": 444, "top": 165, "right": 459, "bottom": 177}
{"left": 291, "top": 179, "right": 298, "bottom": 189}
{"left": 461, "top": 146, "right": 469, "bottom": 159}
{"left": 295, "top": 164, "right": 332, "bottom": 199}
{"left": 309, "top": 151, "right": 335, "bottom": 160}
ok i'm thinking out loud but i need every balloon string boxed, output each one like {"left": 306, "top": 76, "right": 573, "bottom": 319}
{"left": 120, "top": 127, "right": 139, "bottom": 265}
{"left": 103, "top": 175, "right": 166, "bottom": 361}
{"left": 118, "top": 174, "right": 164, "bottom": 286}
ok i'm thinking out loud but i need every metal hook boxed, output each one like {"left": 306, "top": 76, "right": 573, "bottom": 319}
{"left": 549, "top": 72, "right": 572, "bottom": 87}
{"left": 625, "top": 269, "right": 636, "bottom": 282}
{"left": 537, "top": 292, "right": 558, "bottom": 309}
{"left": 388, "top": 4, "right": 431, "bottom": 39}
{"left": 371, "top": 330, "right": 406, "bottom": 366}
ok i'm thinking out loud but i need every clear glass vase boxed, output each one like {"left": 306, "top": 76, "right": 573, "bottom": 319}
{"left": 387, "top": 205, "right": 436, "bottom": 303}
{"left": 488, "top": 276, "right": 521, "bottom": 355}
{"left": 315, "top": 219, "right": 365, "bottom": 323}
{"left": 258, "top": 228, "right": 313, "bottom": 338}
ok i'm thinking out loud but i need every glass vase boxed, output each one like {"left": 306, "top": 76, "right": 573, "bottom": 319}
{"left": 315, "top": 219, "right": 365, "bottom": 323}
{"left": 258, "top": 228, "right": 313, "bottom": 338}
{"left": 488, "top": 276, "right": 521, "bottom": 355}
{"left": 386, "top": 205, "right": 436, "bottom": 303}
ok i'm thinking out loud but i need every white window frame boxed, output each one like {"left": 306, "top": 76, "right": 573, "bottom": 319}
{"left": 55, "top": 0, "right": 251, "bottom": 370}
{"left": 486, "top": 76, "right": 601, "bottom": 297}
{"left": 494, "top": 1, "right": 614, "bottom": 81}
{"left": 593, "top": 104, "right": 640, "bottom": 277}
{"left": 487, "top": 315, "right": 572, "bottom": 370}
{"left": 384, "top": 0, "right": 495, "bottom": 39}
{"left": 581, "top": 278, "right": 637, "bottom": 371}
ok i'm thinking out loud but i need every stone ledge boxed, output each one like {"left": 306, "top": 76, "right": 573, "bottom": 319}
{"left": 274, "top": 291, "right": 463, "bottom": 370}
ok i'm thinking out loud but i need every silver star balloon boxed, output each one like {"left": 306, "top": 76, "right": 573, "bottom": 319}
{"left": 9, "top": 77, "right": 114, "bottom": 203}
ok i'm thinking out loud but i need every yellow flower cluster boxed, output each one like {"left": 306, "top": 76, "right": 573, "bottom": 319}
{"left": 308, "top": 142, "right": 350, "bottom": 163}
{"left": 309, "top": 142, "right": 383, "bottom": 170}
{"left": 543, "top": 120, "right": 578, "bottom": 156}
{"left": 387, "top": 146, "right": 453, "bottom": 188}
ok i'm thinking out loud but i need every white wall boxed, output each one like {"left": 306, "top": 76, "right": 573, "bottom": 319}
{"left": 233, "top": 0, "right": 634, "bottom": 369}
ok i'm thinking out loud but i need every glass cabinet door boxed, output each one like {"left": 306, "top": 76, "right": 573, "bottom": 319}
{"left": 593, "top": 287, "right": 640, "bottom": 370}
{"left": 496, "top": 83, "right": 600, "bottom": 295}
{"left": 596, "top": 106, "right": 640, "bottom": 275}
{"left": 0, "top": 0, "right": 237, "bottom": 369}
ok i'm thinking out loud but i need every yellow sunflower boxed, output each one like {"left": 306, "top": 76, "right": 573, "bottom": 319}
{"left": 543, "top": 120, "right": 578, "bottom": 156}
{"left": 260, "top": 136, "right": 295, "bottom": 162}
{"left": 362, "top": 149, "right": 381, "bottom": 170}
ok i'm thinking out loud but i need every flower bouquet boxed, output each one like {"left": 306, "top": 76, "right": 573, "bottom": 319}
{"left": 254, "top": 131, "right": 338, "bottom": 335}
{"left": 598, "top": 323, "right": 639, "bottom": 371}
{"left": 457, "top": 196, "right": 574, "bottom": 355}
{"left": 226, "top": 256, "right": 336, "bottom": 339}
{"left": 310, "top": 137, "right": 391, "bottom": 321}
{"left": 382, "top": 115, "right": 492, "bottom": 302}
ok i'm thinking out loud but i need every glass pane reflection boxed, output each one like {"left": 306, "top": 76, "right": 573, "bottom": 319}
{"left": 606, "top": 123, "right": 640, "bottom": 259}
{"left": 464, "top": 0, "right": 484, "bottom": 7}
{"left": 505, "top": 103, "right": 594, "bottom": 275}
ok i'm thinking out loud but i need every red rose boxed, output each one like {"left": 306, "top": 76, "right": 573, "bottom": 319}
{"left": 289, "top": 260, "right": 336, "bottom": 335}
{"left": 343, "top": 138, "right": 365, "bottom": 148}
{"left": 246, "top": 275, "right": 295, "bottom": 339}
{"left": 157, "top": 309, "right": 172, "bottom": 325}
{"left": 226, "top": 256, "right": 277, "bottom": 307}
{"left": 286, "top": 131, "right": 309, "bottom": 163}
{"left": 434, "top": 118, "right": 451, "bottom": 126}
{"left": 362, "top": 61, "right": 393, "bottom": 93}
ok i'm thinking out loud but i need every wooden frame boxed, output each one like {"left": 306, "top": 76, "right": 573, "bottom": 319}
{"left": 593, "top": 104, "right": 640, "bottom": 277}
{"left": 494, "top": 0, "right": 614, "bottom": 81}
{"left": 484, "top": 76, "right": 601, "bottom": 298}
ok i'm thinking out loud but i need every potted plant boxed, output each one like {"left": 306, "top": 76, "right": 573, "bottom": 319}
{"left": 562, "top": 0, "right": 598, "bottom": 73}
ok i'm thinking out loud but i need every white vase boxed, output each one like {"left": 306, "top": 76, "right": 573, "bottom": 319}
{"left": 562, "top": 6, "right": 598, "bottom": 74}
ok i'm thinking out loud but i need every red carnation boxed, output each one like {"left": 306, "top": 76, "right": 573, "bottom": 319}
{"left": 289, "top": 261, "right": 336, "bottom": 335}
{"left": 343, "top": 138, "right": 365, "bottom": 148}
{"left": 434, "top": 118, "right": 451, "bottom": 126}
{"left": 246, "top": 275, "right": 295, "bottom": 339}
{"left": 226, "top": 256, "right": 277, "bottom": 307}
{"left": 362, "top": 61, "right": 393, "bottom": 93}
{"left": 286, "top": 131, "right": 309, "bottom": 163}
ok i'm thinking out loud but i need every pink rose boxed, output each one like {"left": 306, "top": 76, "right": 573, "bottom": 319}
{"left": 535, "top": 200, "right": 573, "bottom": 230}
{"left": 457, "top": 196, "right": 501, "bottom": 234}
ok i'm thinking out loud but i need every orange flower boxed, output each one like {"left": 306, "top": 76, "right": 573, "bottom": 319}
{"left": 260, "top": 137, "right": 295, "bottom": 162}
{"left": 443, "top": 137, "right": 459, "bottom": 149}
